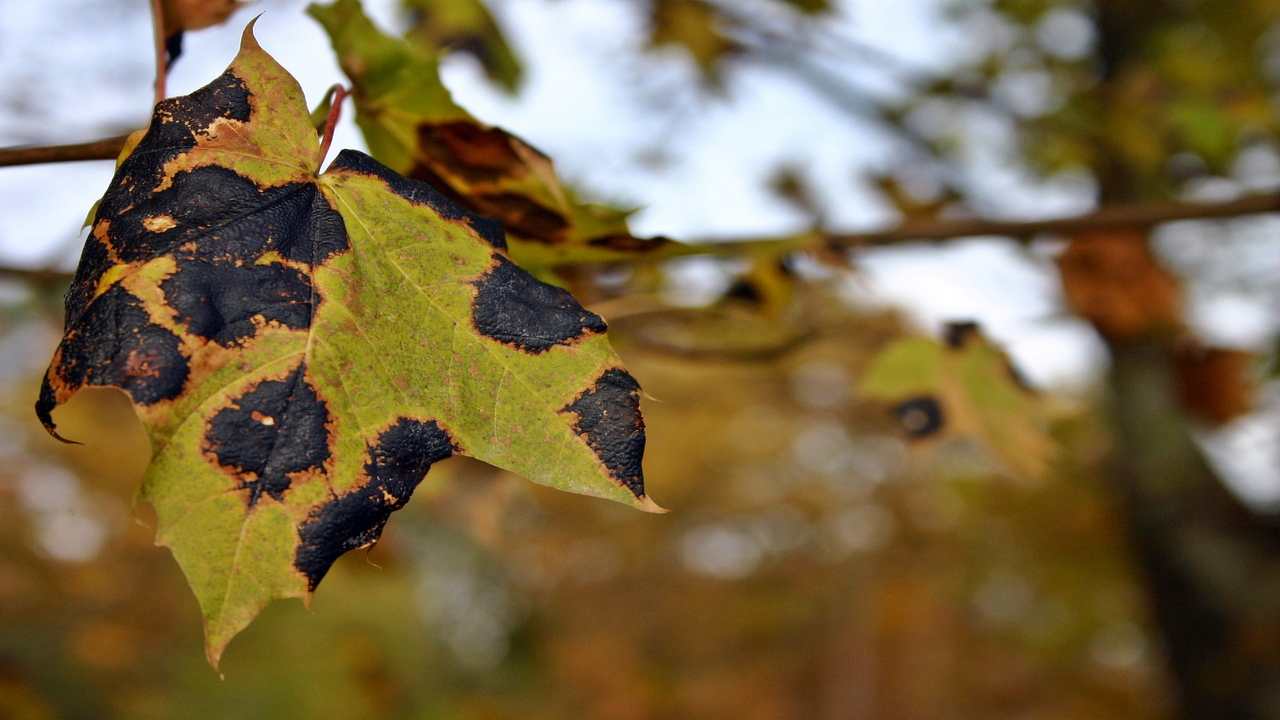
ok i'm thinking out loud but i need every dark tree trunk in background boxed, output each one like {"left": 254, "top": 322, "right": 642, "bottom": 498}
{"left": 1106, "top": 341, "right": 1280, "bottom": 719}
{"left": 1094, "top": 4, "right": 1280, "bottom": 718}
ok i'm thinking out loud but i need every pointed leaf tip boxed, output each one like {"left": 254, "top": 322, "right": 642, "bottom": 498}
{"left": 637, "top": 495, "right": 668, "bottom": 514}
{"left": 240, "top": 14, "right": 264, "bottom": 50}
{"left": 205, "top": 642, "right": 223, "bottom": 671}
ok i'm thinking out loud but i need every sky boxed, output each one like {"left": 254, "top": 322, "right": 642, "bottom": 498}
{"left": 0, "top": 0, "right": 1276, "bottom": 503}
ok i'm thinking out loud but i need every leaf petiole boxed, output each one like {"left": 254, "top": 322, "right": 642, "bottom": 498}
{"left": 317, "top": 84, "right": 349, "bottom": 170}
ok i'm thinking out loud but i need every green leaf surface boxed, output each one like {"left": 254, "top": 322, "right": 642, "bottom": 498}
{"left": 37, "top": 22, "right": 657, "bottom": 668}
{"left": 310, "top": 0, "right": 677, "bottom": 268}
{"left": 860, "top": 323, "right": 1054, "bottom": 480}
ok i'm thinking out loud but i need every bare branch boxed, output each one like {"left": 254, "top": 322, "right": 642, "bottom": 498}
{"left": 825, "top": 193, "right": 1280, "bottom": 247}
{"left": 674, "top": 193, "right": 1280, "bottom": 258}
{"left": 0, "top": 136, "right": 129, "bottom": 168}
{"left": 3, "top": 188, "right": 1279, "bottom": 285}
{"left": 0, "top": 265, "right": 73, "bottom": 286}
{"left": 150, "top": 0, "right": 167, "bottom": 105}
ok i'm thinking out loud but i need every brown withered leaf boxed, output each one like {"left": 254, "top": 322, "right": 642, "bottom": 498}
{"left": 1056, "top": 229, "right": 1182, "bottom": 340}
{"left": 1173, "top": 343, "right": 1256, "bottom": 426}
{"left": 160, "top": 0, "right": 247, "bottom": 68}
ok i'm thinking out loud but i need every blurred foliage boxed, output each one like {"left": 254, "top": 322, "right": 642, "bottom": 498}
{"left": 647, "top": 0, "right": 740, "bottom": 84}
{"left": 921, "top": 0, "right": 1280, "bottom": 199}
{"left": 402, "top": 0, "right": 523, "bottom": 93}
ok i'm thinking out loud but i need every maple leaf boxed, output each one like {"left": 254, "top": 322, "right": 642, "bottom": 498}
{"left": 36, "top": 22, "right": 659, "bottom": 668}
{"left": 309, "top": 0, "right": 677, "bottom": 269}
{"left": 859, "top": 322, "right": 1056, "bottom": 481}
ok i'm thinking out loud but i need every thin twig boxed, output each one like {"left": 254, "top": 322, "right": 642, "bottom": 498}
{"left": 0, "top": 135, "right": 130, "bottom": 167}
{"left": 0, "top": 265, "right": 73, "bottom": 286}
{"left": 150, "top": 0, "right": 167, "bottom": 105}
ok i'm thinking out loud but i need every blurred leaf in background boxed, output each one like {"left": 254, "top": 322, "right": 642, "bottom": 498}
{"left": 860, "top": 322, "right": 1057, "bottom": 481}
{"left": 402, "top": 0, "right": 523, "bottom": 93}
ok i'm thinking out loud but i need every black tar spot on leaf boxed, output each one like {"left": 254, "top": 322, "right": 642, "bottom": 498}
{"left": 943, "top": 321, "right": 980, "bottom": 349}
{"left": 68, "top": 70, "right": 255, "bottom": 327}
{"left": 294, "top": 418, "right": 454, "bottom": 588}
{"left": 892, "top": 395, "right": 945, "bottom": 439}
{"left": 162, "top": 70, "right": 252, "bottom": 136}
{"left": 63, "top": 235, "right": 114, "bottom": 328}
{"left": 562, "top": 368, "right": 646, "bottom": 497}
{"left": 471, "top": 254, "right": 607, "bottom": 353}
{"left": 205, "top": 363, "right": 331, "bottom": 507}
{"left": 38, "top": 286, "right": 188, "bottom": 431}
{"left": 162, "top": 258, "right": 312, "bottom": 346}
{"left": 110, "top": 167, "right": 347, "bottom": 268}
{"left": 724, "top": 278, "right": 765, "bottom": 306}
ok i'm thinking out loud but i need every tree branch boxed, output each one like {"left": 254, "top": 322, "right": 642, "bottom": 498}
{"left": 692, "top": 192, "right": 1280, "bottom": 255}
{"left": 0, "top": 265, "right": 74, "bottom": 286}
{"left": 3, "top": 190, "right": 1280, "bottom": 285}
{"left": 0, "top": 135, "right": 129, "bottom": 168}
{"left": 851, "top": 193, "right": 1280, "bottom": 244}
{"left": 150, "top": 0, "right": 168, "bottom": 105}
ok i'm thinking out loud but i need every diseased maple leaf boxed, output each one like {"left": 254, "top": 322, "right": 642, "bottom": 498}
{"left": 309, "top": 0, "right": 678, "bottom": 269}
{"left": 860, "top": 322, "right": 1056, "bottom": 480}
{"left": 36, "top": 22, "right": 659, "bottom": 668}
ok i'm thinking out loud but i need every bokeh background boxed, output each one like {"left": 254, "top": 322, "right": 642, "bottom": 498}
{"left": 2, "top": 0, "right": 1280, "bottom": 718}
